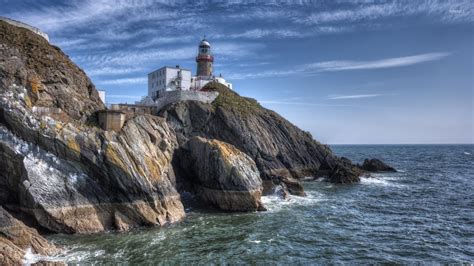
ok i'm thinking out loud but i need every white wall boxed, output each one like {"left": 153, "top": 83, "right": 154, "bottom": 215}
{"left": 148, "top": 67, "right": 191, "bottom": 99}
{"left": 0, "top": 17, "right": 49, "bottom": 41}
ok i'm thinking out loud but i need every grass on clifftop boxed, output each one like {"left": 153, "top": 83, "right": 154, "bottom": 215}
{"left": 0, "top": 21, "right": 78, "bottom": 78}
{"left": 203, "top": 82, "right": 262, "bottom": 115}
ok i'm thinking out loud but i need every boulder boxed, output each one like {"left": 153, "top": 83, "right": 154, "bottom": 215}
{"left": 0, "top": 206, "right": 59, "bottom": 265}
{"left": 359, "top": 158, "right": 396, "bottom": 172}
{"left": 176, "top": 137, "right": 265, "bottom": 211}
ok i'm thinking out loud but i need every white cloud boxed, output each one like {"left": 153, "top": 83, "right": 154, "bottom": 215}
{"left": 258, "top": 100, "right": 397, "bottom": 109}
{"left": 306, "top": 52, "right": 451, "bottom": 71}
{"left": 227, "top": 52, "right": 451, "bottom": 79}
{"left": 299, "top": 1, "right": 473, "bottom": 25}
{"left": 327, "top": 94, "right": 381, "bottom": 100}
{"left": 98, "top": 77, "right": 147, "bottom": 85}
{"left": 87, "top": 67, "right": 145, "bottom": 76}
{"left": 107, "top": 94, "right": 142, "bottom": 99}
{"left": 73, "top": 46, "right": 196, "bottom": 67}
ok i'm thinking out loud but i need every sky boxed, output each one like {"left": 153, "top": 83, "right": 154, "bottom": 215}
{"left": 1, "top": 0, "right": 473, "bottom": 144}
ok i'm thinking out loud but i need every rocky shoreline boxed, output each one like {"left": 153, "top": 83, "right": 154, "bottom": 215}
{"left": 0, "top": 20, "right": 395, "bottom": 264}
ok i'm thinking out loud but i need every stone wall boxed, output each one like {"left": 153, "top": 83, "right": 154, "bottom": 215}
{"left": 0, "top": 17, "right": 49, "bottom": 42}
{"left": 98, "top": 110, "right": 126, "bottom": 132}
{"left": 154, "top": 90, "right": 219, "bottom": 111}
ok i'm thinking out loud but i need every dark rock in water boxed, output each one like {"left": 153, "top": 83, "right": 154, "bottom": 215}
{"left": 176, "top": 136, "right": 265, "bottom": 211}
{"left": 0, "top": 206, "right": 59, "bottom": 265}
{"left": 359, "top": 158, "right": 396, "bottom": 172}
{"left": 161, "top": 83, "right": 363, "bottom": 194}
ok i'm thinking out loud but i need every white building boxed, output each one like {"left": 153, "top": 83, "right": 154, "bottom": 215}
{"left": 148, "top": 66, "right": 192, "bottom": 100}
{"left": 97, "top": 90, "right": 106, "bottom": 104}
{"left": 147, "top": 39, "right": 232, "bottom": 100}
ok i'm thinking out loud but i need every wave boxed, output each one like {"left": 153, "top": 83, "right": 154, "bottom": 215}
{"left": 22, "top": 247, "right": 66, "bottom": 265}
{"left": 360, "top": 175, "right": 405, "bottom": 188}
{"left": 261, "top": 188, "right": 324, "bottom": 212}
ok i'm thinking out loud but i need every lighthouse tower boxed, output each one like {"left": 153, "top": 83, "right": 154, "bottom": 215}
{"left": 196, "top": 39, "right": 213, "bottom": 77}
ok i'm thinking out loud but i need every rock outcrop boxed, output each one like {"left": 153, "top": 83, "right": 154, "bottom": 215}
{"left": 175, "top": 137, "right": 265, "bottom": 211}
{"left": 0, "top": 207, "right": 58, "bottom": 265}
{"left": 0, "top": 20, "right": 103, "bottom": 122}
{"left": 0, "top": 17, "right": 393, "bottom": 254}
{"left": 0, "top": 20, "right": 184, "bottom": 234}
{"left": 359, "top": 158, "right": 396, "bottom": 172}
{"left": 160, "top": 82, "right": 361, "bottom": 195}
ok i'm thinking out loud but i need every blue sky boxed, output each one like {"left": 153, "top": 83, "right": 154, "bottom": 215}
{"left": 2, "top": 0, "right": 473, "bottom": 144}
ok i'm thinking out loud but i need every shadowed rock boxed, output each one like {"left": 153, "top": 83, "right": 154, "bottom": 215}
{"left": 176, "top": 137, "right": 265, "bottom": 211}
{"left": 161, "top": 83, "right": 362, "bottom": 195}
{"left": 359, "top": 158, "right": 396, "bottom": 172}
{"left": 0, "top": 206, "right": 59, "bottom": 265}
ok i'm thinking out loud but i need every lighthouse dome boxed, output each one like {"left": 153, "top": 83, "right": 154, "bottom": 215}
{"left": 199, "top": 39, "right": 210, "bottom": 48}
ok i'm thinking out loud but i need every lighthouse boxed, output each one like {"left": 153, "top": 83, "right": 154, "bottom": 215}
{"left": 196, "top": 39, "right": 213, "bottom": 77}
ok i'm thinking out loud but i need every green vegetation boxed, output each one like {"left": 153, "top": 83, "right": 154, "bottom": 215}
{"left": 0, "top": 21, "right": 77, "bottom": 78}
{"left": 203, "top": 82, "right": 262, "bottom": 115}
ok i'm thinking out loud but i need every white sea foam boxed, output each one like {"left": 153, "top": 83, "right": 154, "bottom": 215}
{"left": 360, "top": 175, "right": 405, "bottom": 188}
{"left": 464, "top": 152, "right": 471, "bottom": 155}
{"left": 261, "top": 190, "right": 324, "bottom": 212}
{"left": 22, "top": 247, "right": 64, "bottom": 265}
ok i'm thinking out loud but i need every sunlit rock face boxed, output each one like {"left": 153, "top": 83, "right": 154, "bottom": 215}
{"left": 0, "top": 20, "right": 185, "bottom": 234}
{"left": 175, "top": 136, "right": 265, "bottom": 211}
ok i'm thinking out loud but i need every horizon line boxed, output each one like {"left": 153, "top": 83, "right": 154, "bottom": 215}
{"left": 328, "top": 143, "right": 474, "bottom": 145}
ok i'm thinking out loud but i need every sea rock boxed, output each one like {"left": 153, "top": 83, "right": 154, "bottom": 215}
{"left": 359, "top": 158, "right": 396, "bottom": 172}
{"left": 0, "top": 20, "right": 184, "bottom": 234}
{"left": 176, "top": 136, "right": 265, "bottom": 211}
{"left": 161, "top": 83, "right": 362, "bottom": 195}
{"left": 0, "top": 206, "right": 59, "bottom": 265}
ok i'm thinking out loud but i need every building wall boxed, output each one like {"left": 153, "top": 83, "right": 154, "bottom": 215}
{"left": 148, "top": 67, "right": 191, "bottom": 100}
{"left": 197, "top": 61, "right": 212, "bottom": 77}
{"left": 98, "top": 111, "right": 126, "bottom": 132}
{"left": 153, "top": 90, "right": 219, "bottom": 111}
{"left": 98, "top": 90, "right": 106, "bottom": 104}
{"left": 0, "top": 16, "right": 49, "bottom": 42}
{"left": 109, "top": 104, "right": 155, "bottom": 119}
{"left": 191, "top": 77, "right": 233, "bottom": 91}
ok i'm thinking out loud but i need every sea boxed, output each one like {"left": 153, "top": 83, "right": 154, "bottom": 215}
{"left": 36, "top": 145, "right": 473, "bottom": 264}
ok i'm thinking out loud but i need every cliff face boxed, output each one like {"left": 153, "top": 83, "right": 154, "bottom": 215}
{"left": 176, "top": 137, "right": 265, "bottom": 211}
{"left": 0, "top": 20, "right": 184, "bottom": 236}
{"left": 161, "top": 83, "right": 362, "bottom": 195}
{"left": 0, "top": 20, "right": 103, "bottom": 122}
{"left": 0, "top": 16, "right": 366, "bottom": 235}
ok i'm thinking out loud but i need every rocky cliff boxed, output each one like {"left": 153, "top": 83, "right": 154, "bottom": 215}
{"left": 0, "top": 18, "right": 384, "bottom": 262}
{"left": 160, "top": 82, "right": 362, "bottom": 196}
{"left": 0, "top": 19, "right": 185, "bottom": 238}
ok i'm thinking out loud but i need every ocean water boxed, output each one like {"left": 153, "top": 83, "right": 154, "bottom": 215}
{"left": 42, "top": 145, "right": 473, "bottom": 264}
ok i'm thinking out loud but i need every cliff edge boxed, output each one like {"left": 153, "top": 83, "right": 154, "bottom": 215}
{"left": 161, "top": 82, "right": 363, "bottom": 196}
{"left": 0, "top": 18, "right": 388, "bottom": 263}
